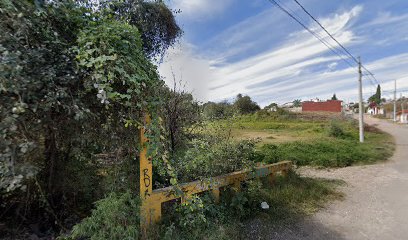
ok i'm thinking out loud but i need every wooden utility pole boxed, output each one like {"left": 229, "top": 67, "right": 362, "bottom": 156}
{"left": 358, "top": 57, "right": 364, "bottom": 143}
{"left": 394, "top": 80, "right": 397, "bottom": 122}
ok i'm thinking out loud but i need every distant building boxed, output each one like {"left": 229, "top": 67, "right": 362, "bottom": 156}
{"left": 279, "top": 102, "right": 301, "bottom": 112}
{"left": 302, "top": 100, "right": 342, "bottom": 113}
{"left": 397, "top": 110, "right": 408, "bottom": 123}
{"left": 367, "top": 102, "right": 384, "bottom": 115}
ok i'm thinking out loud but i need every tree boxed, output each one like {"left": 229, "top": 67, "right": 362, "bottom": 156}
{"left": 293, "top": 99, "right": 302, "bottom": 107}
{"left": 264, "top": 102, "right": 278, "bottom": 111}
{"left": 105, "top": 0, "right": 182, "bottom": 60}
{"left": 203, "top": 101, "right": 235, "bottom": 120}
{"left": 233, "top": 94, "right": 260, "bottom": 114}
{"left": 162, "top": 78, "right": 201, "bottom": 154}
{"left": 331, "top": 94, "right": 338, "bottom": 100}
{"left": 368, "top": 84, "right": 382, "bottom": 104}
{"left": 0, "top": 0, "right": 180, "bottom": 232}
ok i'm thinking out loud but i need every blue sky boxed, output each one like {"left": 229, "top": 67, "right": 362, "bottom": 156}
{"left": 159, "top": 0, "right": 408, "bottom": 106}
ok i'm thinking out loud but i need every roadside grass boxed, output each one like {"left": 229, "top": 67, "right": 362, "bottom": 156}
{"left": 151, "top": 112, "right": 393, "bottom": 239}
{"left": 154, "top": 172, "right": 344, "bottom": 240}
{"left": 208, "top": 112, "right": 395, "bottom": 168}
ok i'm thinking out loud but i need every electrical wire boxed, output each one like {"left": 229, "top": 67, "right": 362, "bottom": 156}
{"left": 292, "top": 0, "right": 381, "bottom": 86}
{"left": 267, "top": 0, "right": 356, "bottom": 69}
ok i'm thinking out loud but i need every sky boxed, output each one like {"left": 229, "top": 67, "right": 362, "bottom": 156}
{"left": 159, "top": 0, "right": 408, "bottom": 107}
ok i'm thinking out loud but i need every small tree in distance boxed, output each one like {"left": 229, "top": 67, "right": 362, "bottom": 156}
{"left": 234, "top": 94, "right": 260, "bottom": 114}
{"left": 331, "top": 94, "right": 338, "bottom": 100}
{"left": 293, "top": 99, "right": 302, "bottom": 107}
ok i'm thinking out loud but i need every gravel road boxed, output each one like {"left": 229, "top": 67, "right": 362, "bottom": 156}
{"left": 245, "top": 116, "right": 408, "bottom": 240}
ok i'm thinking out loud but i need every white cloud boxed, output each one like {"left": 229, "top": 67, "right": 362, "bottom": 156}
{"left": 158, "top": 43, "right": 213, "bottom": 101}
{"left": 328, "top": 62, "right": 338, "bottom": 70}
{"left": 159, "top": 4, "right": 408, "bottom": 107}
{"left": 169, "top": 0, "right": 233, "bottom": 20}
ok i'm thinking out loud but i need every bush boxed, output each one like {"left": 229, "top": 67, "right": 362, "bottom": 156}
{"left": 65, "top": 192, "right": 140, "bottom": 240}
{"left": 174, "top": 139, "right": 258, "bottom": 182}
{"left": 328, "top": 120, "right": 346, "bottom": 138}
{"left": 175, "top": 195, "right": 208, "bottom": 233}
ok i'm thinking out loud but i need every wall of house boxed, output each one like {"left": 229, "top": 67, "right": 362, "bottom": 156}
{"left": 302, "top": 100, "right": 342, "bottom": 112}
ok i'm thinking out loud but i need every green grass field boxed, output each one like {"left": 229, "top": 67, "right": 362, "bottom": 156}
{"left": 208, "top": 112, "right": 394, "bottom": 167}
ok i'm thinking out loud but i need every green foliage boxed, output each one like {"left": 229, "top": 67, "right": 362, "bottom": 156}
{"left": 156, "top": 173, "right": 343, "bottom": 240}
{"left": 263, "top": 102, "right": 278, "bottom": 111}
{"left": 161, "top": 86, "right": 202, "bottom": 153}
{"left": 292, "top": 99, "right": 302, "bottom": 107}
{"left": 174, "top": 139, "right": 257, "bottom": 182}
{"left": 257, "top": 144, "right": 282, "bottom": 164}
{"left": 331, "top": 93, "right": 338, "bottom": 100}
{"left": 66, "top": 192, "right": 140, "bottom": 240}
{"left": 368, "top": 84, "right": 382, "bottom": 104}
{"left": 230, "top": 191, "right": 249, "bottom": 217}
{"left": 175, "top": 195, "right": 207, "bottom": 232}
{"left": 264, "top": 135, "right": 393, "bottom": 167}
{"left": 104, "top": 0, "right": 182, "bottom": 60}
{"left": 328, "top": 120, "right": 346, "bottom": 138}
{"left": 75, "top": 17, "right": 162, "bottom": 113}
{"left": 0, "top": 0, "right": 180, "bottom": 235}
{"left": 233, "top": 94, "right": 260, "bottom": 115}
{"left": 246, "top": 172, "right": 344, "bottom": 218}
{"left": 202, "top": 101, "right": 235, "bottom": 120}
{"left": 0, "top": 0, "right": 88, "bottom": 195}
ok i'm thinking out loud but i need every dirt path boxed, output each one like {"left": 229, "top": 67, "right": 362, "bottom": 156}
{"left": 246, "top": 116, "right": 408, "bottom": 240}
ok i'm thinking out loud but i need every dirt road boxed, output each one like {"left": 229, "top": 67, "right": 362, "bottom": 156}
{"left": 247, "top": 116, "right": 408, "bottom": 239}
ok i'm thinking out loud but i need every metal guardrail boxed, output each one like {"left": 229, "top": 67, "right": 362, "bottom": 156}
{"left": 140, "top": 160, "right": 292, "bottom": 227}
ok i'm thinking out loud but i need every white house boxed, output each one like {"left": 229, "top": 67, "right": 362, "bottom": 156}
{"left": 367, "top": 102, "right": 384, "bottom": 115}
{"left": 397, "top": 110, "right": 408, "bottom": 123}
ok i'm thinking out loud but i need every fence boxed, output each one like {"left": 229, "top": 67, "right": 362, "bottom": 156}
{"left": 139, "top": 114, "right": 292, "bottom": 231}
{"left": 140, "top": 160, "right": 292, "bottom": 228}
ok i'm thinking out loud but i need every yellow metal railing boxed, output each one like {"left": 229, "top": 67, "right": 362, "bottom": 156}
{"left": 138, "top": 113, "right": 292, "bottom": 232}
{"left": 141, "top": 161, "right": 292, "bottom": 228}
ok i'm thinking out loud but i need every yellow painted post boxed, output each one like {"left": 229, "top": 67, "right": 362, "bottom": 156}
{"left": 211, "top": 188, "right": 220, "bottom": 203}
{"left": 140, "top": 114, "right": 154, "bottom": 232}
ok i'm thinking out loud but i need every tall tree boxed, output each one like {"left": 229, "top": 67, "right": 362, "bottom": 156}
{"left": 368, "top": 84, "right": 382, "bottom": 104}
{"left": 331, "top": 94, "right": 338, "bottom": 100}
{"left": 105, "top": 0, "right": 182, "bottom": 60}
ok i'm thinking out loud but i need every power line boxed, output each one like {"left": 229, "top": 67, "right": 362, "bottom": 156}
{"left": 267, "top": 0, "right": 378, "bottom": 98}
{"left": 266, "top": 0, "right": 356, "bottom": 69}
{"left": 292, "top": 0, "right": 381, "bottom": 86}
{"left": 274, "top": 0, "right": 357, "bottom": 69}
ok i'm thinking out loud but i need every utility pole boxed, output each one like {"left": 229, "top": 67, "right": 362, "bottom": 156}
{"left": 394, "top": 80, "right": 397, "bottom": 122}
{"left": 401, "top": 94, "right": 404, "bottom": 123}
{"left": 358, "top": 57, "right": 364, "bottom": 143}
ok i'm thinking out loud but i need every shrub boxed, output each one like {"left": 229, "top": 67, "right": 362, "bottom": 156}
{"left": 174, "top": 139, "right": 258, "bottom": 182}
{"left": 65, "top": 192, "right": 140, "bottom": 240}
{"left": 175, "top": 195, "right": 207, "bottom": 232}
{"left": 328, "top": 120, "right": 346, "bottom": 138}
{"left": 257, "top": 144, "right": 282, "bottom": 164}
